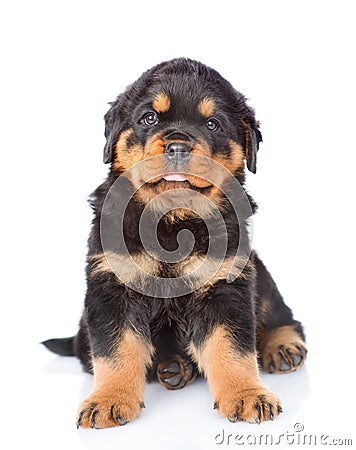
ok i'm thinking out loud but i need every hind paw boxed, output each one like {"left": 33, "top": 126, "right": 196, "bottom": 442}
{"left": 260, "top": 326, "right": 307, "bottom": 374}
{"left": 157, "top": 354, "right": 197, "bottom": 390}
{"left": 263, "top": 342, "right": 307, "bottom": 374}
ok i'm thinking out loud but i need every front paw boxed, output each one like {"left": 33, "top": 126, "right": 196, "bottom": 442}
{"left": 76, "top": 391, "right": 145, "bottom": 429}
{"left": 215, "top": 386, "right": 282, "bottom": 424}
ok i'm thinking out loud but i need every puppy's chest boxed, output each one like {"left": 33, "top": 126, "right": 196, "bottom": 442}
{"left": 141, "top": 221, "right": 211, "bottom": 277}
{"left": 93, "top": 217, "right": 245, "bottom": 293}
{"left": 102, "top": 246, "right": 245, "bottom": 293}
{"left": 125, "top": 248, "right": 209, "bottom": 280}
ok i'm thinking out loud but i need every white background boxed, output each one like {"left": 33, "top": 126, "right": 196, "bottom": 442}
{"left": 1, "top": 1, "right": 355, "bottom": 449}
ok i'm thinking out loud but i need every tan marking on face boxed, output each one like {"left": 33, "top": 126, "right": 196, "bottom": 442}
{"left": 186, "top": 140, "right": 214, "bottom": 188}
{"left": 131, "top": 134, "right": 213, "bottom": 210}
{"left": 89, "top": 251, "right": 160, "bottom": 287}
{"left": 144, "top": 132, "right": 166, "bottom": 159}
{"left": 188, "top": 325, "right": 281, "bottom": 422}
{"left": 152, "top": 92, "right": 171, "bottom": 113}
{"left": 213, "top": 141, "right": 245, "bottom": 173}
{"left": 113, "top": 129, "right": 144, "bottom": 172}
{"left": 128, "top": 133, "right": 166, "bottom": 189}
{"left": 76, "top": 330, "right": 154, "bottom": 428}
{"left": 127, "top": 135, "right": 241, "bottom": 218}
{"left": 144, "top": 140, "right": 246, "bottom": 217}
{"left": 134, "top": 181, "right": 223, "bottom": 220}
{"left": 136, "top": 136, "right": 214, "bottom": 188}
{"left": 135, "top": 181, "right": 225, "bottom": 220}
{"left": 198, "top": 97, "right": 216, "bottom": 118}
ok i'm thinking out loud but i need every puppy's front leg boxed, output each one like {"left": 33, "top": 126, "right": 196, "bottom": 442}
{"left": 189, "top": 282, "right": 282, "bottom": 423}
{"left": 76, "top": 271, "right": 153, "bottom": 429}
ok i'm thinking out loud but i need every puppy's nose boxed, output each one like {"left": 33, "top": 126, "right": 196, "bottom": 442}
{"left": 164, "top": 142, "right": 192, "bottom": 162}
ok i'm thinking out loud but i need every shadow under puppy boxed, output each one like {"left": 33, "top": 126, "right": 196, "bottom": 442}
{"left": 43, "top": 58, "right": 307, "bottom": 429}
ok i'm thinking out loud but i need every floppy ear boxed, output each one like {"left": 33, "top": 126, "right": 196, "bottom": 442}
{"left": 103, "top": 130, "right": 116, "bottom": 164}
{"left": 240, "top": 118, "right": 262, "bottom": 174}
{"left": 103, "top": 95, "right": 124, "bottom": 164}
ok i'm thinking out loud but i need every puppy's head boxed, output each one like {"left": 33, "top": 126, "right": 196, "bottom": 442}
{"left": 103, "top": 59, "right": 262, "bottom": 217}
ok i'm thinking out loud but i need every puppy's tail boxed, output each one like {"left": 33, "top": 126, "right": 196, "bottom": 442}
{"left": 41, "top": 336, "right": 75, "bottom": 356}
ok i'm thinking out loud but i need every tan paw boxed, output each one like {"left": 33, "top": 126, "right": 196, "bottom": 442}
{"left": 76, "top": 390, "right": 144, "bottom": 429}
{"left": 263, "top": 341, "right": 307, "bottom": 374}
{"left": 260, "top": 326, "right": 307, "bottom": 374}
{"left": 215, "top": 386, "right": 282, "bottom": 424}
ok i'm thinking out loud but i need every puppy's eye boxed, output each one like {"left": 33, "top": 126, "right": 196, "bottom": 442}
{"left": 206, "top": 118, "right": 220, "bottom": 132}
{"left": 141, "top": 112, "right": 159, "bottom": 126}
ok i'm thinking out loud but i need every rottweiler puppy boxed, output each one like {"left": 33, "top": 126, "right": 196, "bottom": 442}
{"left": 43, "top": 58, "right": 307, "bottom": 428}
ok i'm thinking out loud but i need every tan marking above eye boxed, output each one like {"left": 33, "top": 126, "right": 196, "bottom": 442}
{"left": 198, "top": 97, "right": 216, "bottom": 118}
{"left": 152, "top": 93, "right": 171, "bottom": 113}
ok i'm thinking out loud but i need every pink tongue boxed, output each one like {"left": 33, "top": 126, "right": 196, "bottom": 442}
{"left": 163, "top": 173, "right": 187, "bottom": 182}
